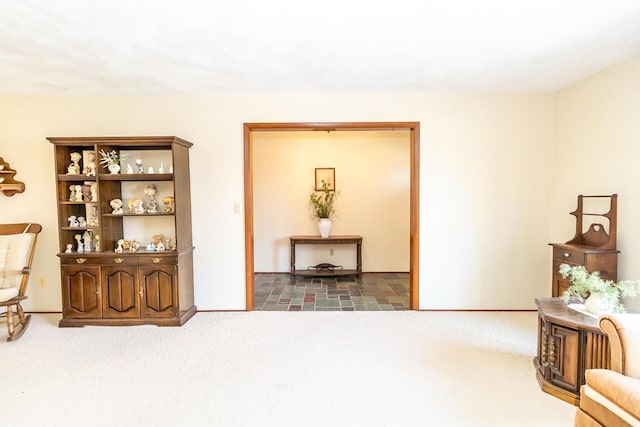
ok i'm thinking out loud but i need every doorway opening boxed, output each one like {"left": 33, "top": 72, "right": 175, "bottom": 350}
{"left": 244, "top": 122, "right": 420, "bottom": 310}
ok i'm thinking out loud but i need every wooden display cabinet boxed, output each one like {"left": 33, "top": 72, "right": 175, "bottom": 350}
{"left": 549, "top": 194, "right": 619, "bottom": 297}
{"left": 48, "top": 136, "right": 195, "bottom": 327}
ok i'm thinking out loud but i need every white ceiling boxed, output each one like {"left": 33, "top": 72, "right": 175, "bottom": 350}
{"left": 1, "top": 0, "right": 640, "bottom": 95}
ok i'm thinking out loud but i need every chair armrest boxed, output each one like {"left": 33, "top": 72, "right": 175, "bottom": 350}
{"left": 599, "top": 314, "right": 640, "bottom": 378}
{"left": 583, "top": 369, "right": 640, "bottom": 422}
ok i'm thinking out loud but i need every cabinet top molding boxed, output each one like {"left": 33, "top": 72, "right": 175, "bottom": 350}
{"left": 47, "top": 136, "right": 193, "bottom": 148}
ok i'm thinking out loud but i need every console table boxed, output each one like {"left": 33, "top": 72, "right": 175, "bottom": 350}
{"left": 533, "top": 297, "right": 610, "bottom": 405}
{"left": 290, "top": 235, "right": 362, "bottom": 278}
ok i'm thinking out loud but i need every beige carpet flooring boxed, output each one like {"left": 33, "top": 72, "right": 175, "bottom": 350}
{"left": 2, "top": 311, "right": 576, "bottom": 426}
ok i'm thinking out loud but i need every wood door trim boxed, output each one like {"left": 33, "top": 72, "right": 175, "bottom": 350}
{"left": 244, "top": 121, "right": 420, "bottom": 310}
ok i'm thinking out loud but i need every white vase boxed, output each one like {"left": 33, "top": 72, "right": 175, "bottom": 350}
{"left": 584, "top": 292, "right": 612, "bottom": 315}
{"left": 108, "top": 164, "right": 121, "bottom": 174}
{"left": 318, "top": 218, "right": 332, "bottom": 238}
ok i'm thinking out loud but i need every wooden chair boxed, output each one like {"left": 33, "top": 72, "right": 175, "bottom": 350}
{"left": 0, "top": 223, "right": 41, "bottom": 341}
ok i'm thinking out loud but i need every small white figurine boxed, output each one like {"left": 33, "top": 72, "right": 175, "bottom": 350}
{"left": 78, "top": 216, "right": 86, "bottom": 227}
{"left": 110, "top": 198, "right": 123, "bottom": 215}
{"left": 128, "top": 197, "right": 144, "bottom": 215}
{"left": 75, "top": 234, "right": 84, "bottom": 252}
{"left": 83, "top": 231, "right": 92, "bottom": 252}
{"left": 68, "top": 215, "right": 79, "bottom": 227}
{"left": 126, "top": 163, "right": 134, "bottom": 174}
{"left": 158, "top": 162, "right": 165, "bottom": 173}
{"left": 88, "top": 205, "right": 99, "bottom": 227}
{"left": 169, "top": 165, "right": 173, "bottom": 173}
{"left": 146, "top": 242, "right": 155, "bottom": 251}
{"left": 165, "top": 238, "right": 173, "bottom": 251}
{"left": 65, "top": 243, "right": 73, "bottom": 253}
{"left": 115, "top": 239, "right": 124, "bottom": 253}
{"left": 148, "top": 166, "right": 154, "bottom": 174}
{"left": 68, "top": 152, "right": 81, "bottom": 175}
{"left": 162, "top": 196, "right": 175, "bottom": 213}
{"left": 69, "top": 185, "right": 76, "bottom": 202}
{"left": 136, "top": 159, "right": 144, "bottom": 174}
{"left": 144, "top": 184, "right": 159, "bottom": 214}
{"left": 83, "top": 152, "right": 96, "bottom": 176}
{"left": 90, "top": 183, "right": 98, "bottom": 202}
{"left": 74, "top": 185, "right": 83, "bottom": 202}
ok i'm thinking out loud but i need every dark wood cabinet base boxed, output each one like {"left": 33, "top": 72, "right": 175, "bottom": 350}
{"left": 58, "top": 305, "right": 197, "bottom": 327}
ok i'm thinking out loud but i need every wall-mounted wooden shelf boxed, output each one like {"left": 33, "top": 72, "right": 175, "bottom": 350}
{"left": 0, "top": 158, "right": 26, "bottom": 196}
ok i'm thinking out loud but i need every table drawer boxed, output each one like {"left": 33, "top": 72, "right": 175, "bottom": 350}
{"left": 553, "top": 247, "right": 585, "bottom": 265}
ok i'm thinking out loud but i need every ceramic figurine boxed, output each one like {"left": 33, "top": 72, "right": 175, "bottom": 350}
{"left": 151, "top": 234, "right": 165, "bottom": 251}
{"left": 69, "top": 185, "right": 76, "bottom": 202}
{"left": 65, "top": 243, "right": 73, "bottom": 253}
{"left": 144, "top": 184, "right": 159, "bottom": 214}
{"left": 126, "top": 163, "right": 134, "bottom": 174}
{"left": 77, "top": 216, "right": 86, "bottom": 227}
{"left": 75, "top": 234, "right": 84, "bottom": 252}
{"left": 68, "top": 215, "right": 79, "bottom": 227}
{"left": 158, "top": 162, "right": 165, "bottom": 173}
{"left": 83, "top": 231, "right": 92, "bottom": 252}
{"left": 115, "top": 239, "right": 124, "bottom": 253}
{"left": 110, "top": 198, "right": 123, "bottom": 214}
{"left": 94, "top": 235, "right": 100, "bottom": 251}
{"left": 83, "top": 152, "right": 96, "bottom": 176}
{"left": 90, "top": 183, "right": 98, "bottom": 202}
{"left": 146, "top": 242, "right": 155, "bottom": 251}
{"left": 131, "top": 239, "right": 140, "bottom": 252}
{"left": 128, "top": 197, "right": 144, "bottom": 214}
{"left": 165, "top": 237, "right": 173, "bottom": 251}
{"left": 162, "top": 196, "right": 175, "bottom": 213}
{"left": 74, "top": 185, "right": 83, "bottom": 202}
{"left": 88, "top": 205, "right": 99, "bottom": 227}
{"left": 82, "top": 185, "right": 92, "bottom": 202}
{"left": 68, "top": 152, "right": 81, "bottom": 175}
{"left": 148, "top": 166, "right": 154, "bottom": 174}
{"left": 136, "top": 159, "right": 144, "bottom": 174}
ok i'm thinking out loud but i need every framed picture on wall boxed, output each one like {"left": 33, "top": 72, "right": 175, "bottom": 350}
{"left": 315, "top": 168, "right": 335, "bottom": 191}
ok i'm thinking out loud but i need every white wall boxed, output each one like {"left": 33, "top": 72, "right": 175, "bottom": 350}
{"left": 253, "top": 131, "right": 410, "bottom": 272}
{"left": 0, "top": 93, "right": 553, "bottom": 311}
{"left": 554, "top": 54, "right": 640, "bottom": 309}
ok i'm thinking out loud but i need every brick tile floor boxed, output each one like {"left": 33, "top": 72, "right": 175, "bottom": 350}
{"left": 254, "top": 272, "right": 409, "bottom": 311}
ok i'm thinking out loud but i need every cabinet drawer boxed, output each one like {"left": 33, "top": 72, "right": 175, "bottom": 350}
{"left": 553, "top": 247, "right": 584, "bottom": 265}
{"left": 61, "top": 256, "right": 103, "bottom": 266}
{"left": 138, "top": 254, "right": 177, "bottom": 265}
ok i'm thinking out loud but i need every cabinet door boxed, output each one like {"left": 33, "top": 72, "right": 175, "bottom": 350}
{"left": 102, "top": 266, "right": 140, "bottom": 318}
{"left": 61, "top": 266, "right": 102, "bottom": 318}
{"left": 548, "top": 324, "right": 580, "bottom": 392}
{"left": 139, "top": 265, "right": 178, "bottom": 318}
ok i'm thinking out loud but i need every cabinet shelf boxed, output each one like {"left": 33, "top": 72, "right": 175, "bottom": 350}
{"left": 48, "top": 136, "right": 195, "bottom": 328}
{"left": 57, "top": 174, "right": 97, "bottom": 182}
{"left": 102, "top": 213, "right": 175, "bottom": 218}
{"left": 99, "top": 173, "right": 173, "bottom": 181}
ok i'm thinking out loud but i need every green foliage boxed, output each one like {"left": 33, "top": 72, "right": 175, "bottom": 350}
{"left": 309, "top": 180, "right": 337, "bottom": 219}
{"left": 99, "top": 149, "right": 129, "bottom": 167}
{"left": 559, "top": 263, "right": 640, "bottom": 313}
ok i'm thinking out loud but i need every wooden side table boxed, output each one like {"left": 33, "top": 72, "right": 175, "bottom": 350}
{"left": 290, "top": 235, "right": 362, "bottom": 278}
{"left": 533, "top": 298, "right": 610, "bottom": 405}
